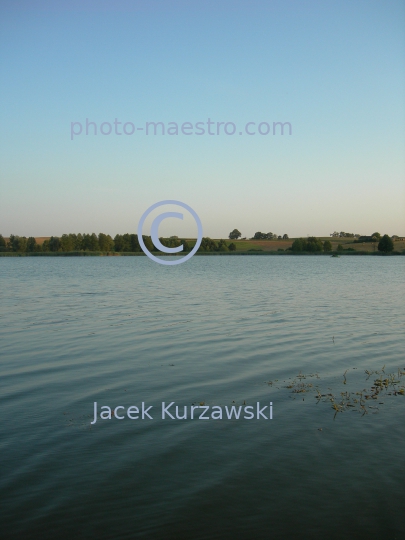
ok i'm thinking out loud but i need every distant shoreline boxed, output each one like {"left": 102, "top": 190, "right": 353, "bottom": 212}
{"left": 1, "top": 251, "right": 403, "bottom": 257}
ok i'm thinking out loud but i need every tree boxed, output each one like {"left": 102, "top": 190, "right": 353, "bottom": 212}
{"left": 337, "top": 244, "right": 344, "bottom": 252}
{"left": 371, "top": 232, "right": 381, "bottom": 239}
{"left": 323, "top": 240, "right": 332, "bottom": 252}
{"left": 229, "top": 229, "right": 242, "bottom": 240}
{"left": 142, "top": 235, "right": 155, "bottom": 252}
{"left": 49, "top": 236, "right": 61, "bottom": 252}
{"left": 253, "top": 232, "right": 266, "bottom": 240}
{"left": 305, "top": 237, "right": 323, "bottom": 252}
{"left": 7, "top": 234, "right": 15, "bottom": 251}
{"left": 0, "top": 234, "right": 6, "bottom": 252}
{"left": 98, "top": 233, "right": 114, "bottom": 251}
{"left": 216, "top": 239, "right": 229, "bottom": 252}
{"left": 292, "top": 239, "right": 304, "bottom": 252}
{"left": 378, "top": 234, "right": 394, "bottom": 253}
{"left": 228, "top": 242, "right": 236, "bottom": 251}
{"left": 82, "top": 233, "right": 99, "bottom": 251}
{"left": 114, "top": 233, "right": 150, "bottom": 252}
{"left": 338, "top": 232, "right": 354, "bottom": 237}
{"left": 293, "top": 237, "right": 332, "bottom": 253}
{"left": 282, "top": 234, "right": 289, "bottom": 239}
{"left": 160, "top": 237, "right": 181, "bottom": 250}
{"left": 180, "top": 239, "right": 190, "bottom": 252}
{"left": 198, "top": 237, "right": 230, "bottom": 251}
{"left": 114, "top": 234, "right": 128, "bottom": 252}
{"left": 198, "top": 237, "right": 219, "bottom": 252}
{"left": 8, "top": 235, "right": 27, "bottom": 252}
{"left": 26, "top": 237, "right": 37, "bottom": 252}
{"left": 60, "top": 234, "right": 75, "bottom": 252}
{"left": 75, "top": 234, "right": 83, "bottom": 250}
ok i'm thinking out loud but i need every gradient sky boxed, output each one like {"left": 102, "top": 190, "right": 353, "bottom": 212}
{"left": 1, "top": 0, "right": 404, "bottom": 238}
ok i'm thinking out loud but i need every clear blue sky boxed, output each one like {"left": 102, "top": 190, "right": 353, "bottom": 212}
{"left": 1, "top": 0, "right": 404, "bottom": 238}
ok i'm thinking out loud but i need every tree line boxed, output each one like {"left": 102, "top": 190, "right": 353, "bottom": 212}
{"left": 229, "top": 229, "right": 289, "bottom": 240}
{"left": 292, "top": 237, "right": 332, "bottom": 252}
{"left": 0, "top": 233, "right": 237, "bottom": 253}
{"left": 0, "top": 232, "right": 395, "bottom": 254}
{"left": 330, "top": 231, "right": 359, "bottom": 238}
{"left": 291, "top": 235, "right": 394, "bottom": 253}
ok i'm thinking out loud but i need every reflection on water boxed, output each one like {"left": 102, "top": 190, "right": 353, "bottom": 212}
{"left": 0, "top": 256, "right": 404, "bottom": 539}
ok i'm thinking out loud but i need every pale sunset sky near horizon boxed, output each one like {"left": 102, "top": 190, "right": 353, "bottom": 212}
{"left": 0, "top": 0, "right": 404, "bottom": 238}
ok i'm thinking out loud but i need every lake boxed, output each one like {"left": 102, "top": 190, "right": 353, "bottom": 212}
{"left": 1, "top": 256, "right": 404, "bottom": 539}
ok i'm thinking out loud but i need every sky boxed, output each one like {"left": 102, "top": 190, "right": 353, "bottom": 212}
{"left": 0, "top": 0, "right": 404, "bottom": 239}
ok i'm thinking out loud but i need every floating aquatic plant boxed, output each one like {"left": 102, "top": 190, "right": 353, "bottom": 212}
{"left": 282, "top": 366, "right": 405, "bottom": 419}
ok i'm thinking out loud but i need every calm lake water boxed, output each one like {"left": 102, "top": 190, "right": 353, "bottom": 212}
{"left": 1, "top": 256, "right": 404, "bottom": 539}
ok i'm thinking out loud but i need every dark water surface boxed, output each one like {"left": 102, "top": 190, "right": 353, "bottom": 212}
{"left": 1, "top": 256, "right": 404, "bottom": 539}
